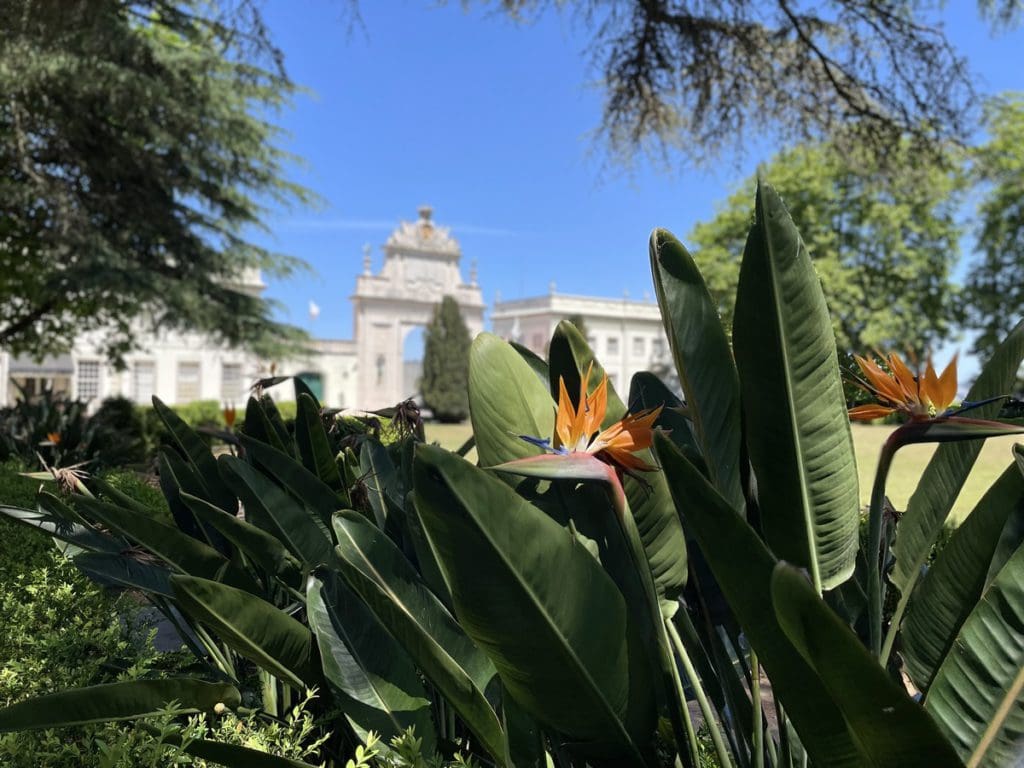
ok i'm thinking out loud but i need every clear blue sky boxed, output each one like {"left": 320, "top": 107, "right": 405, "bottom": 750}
{"left": 251, "top": 1, "right": 1024, "bottom": 360}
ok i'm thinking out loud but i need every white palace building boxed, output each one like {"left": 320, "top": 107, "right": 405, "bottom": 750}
{"left": 0, "top": 206, "right": 673, "bottom": 412}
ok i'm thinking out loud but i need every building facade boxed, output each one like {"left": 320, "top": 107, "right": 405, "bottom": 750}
{"left": 1, "top": 207, "right": 673, "bottom": 411}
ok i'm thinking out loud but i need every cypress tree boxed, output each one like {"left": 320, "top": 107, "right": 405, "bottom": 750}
{"left": 421, "top": 296, "right": 471, "bottom": 422}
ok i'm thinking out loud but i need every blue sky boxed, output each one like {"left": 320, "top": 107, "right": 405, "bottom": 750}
{"left": 252, "top": 1, "right": 1024, "bottom": 360}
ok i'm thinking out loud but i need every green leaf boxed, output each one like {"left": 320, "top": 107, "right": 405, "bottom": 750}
{"left": 359, "top": 439, "right": 398, "bottom": 530}
{"left": 468, "top": 332, "right": 553, "bottom": 470}
{"left": 242, "top": 396, "right": 289, "bottom": 455}
{"left": 546, "top": 321, "right": 690, "bottom": 603}
{"left": 925, "top": 540, "right": 1024, "bottom": 766}
{"left": 171, "top": 575, "right": 321, "bottom": 690}
{"left": 628, "top": 371, "right": 698, "bottom": 455}
{"left": 0, "top": 501, "right": 122, "bottom": 554}
{"left": 331, "top": 510, "right": 506, "bottom": 762}
{"left": 509, "top": 340, "right": 550, "bottom": 386}
{"left": 294, "top": 393, "right": 344, "bottom": 492}
{"left": 649, "top": 227, "right": 743, "bottom": 510}
{"left": 654, "top": 433, "right": 866, "bottom": 765}
{"left": 241, "top": 435, "right": 343, "bottom": 527}
{"left": 152, "top": 397, "right": 235, "bottom": 513}
{"left": 891, "top": 319, "right": 1024, "bottom": 611}
{"left": 73, "top": 552, "right": 175, "bottom": 598}
{"left": 902, "top": 455, "right": 1024, "bottom": 691}
{"left": 414, "top": 444, "right": 657, "bottom": 764}
{"left": 772, "top": 564, "right": 964, "bottom": 766}
{"left": 0, "top": 679, "right": 239, "bottom": 732}
{"left": 732, "top": 182, "right": 860, "bottom": 591}
{"left": 159, "top": 447, "right": 227, "bottom": 549}
{"left": 174, "top": 739, "right": 321, "bottom": 768}
{"left": 307, "top": 570, "right": 436, "bottom": 751}
{"left": 219, "top": 455, "right": 335, "bottom": 568}
{"left": 182, "top": 493, "right": 303, "bottom": 590}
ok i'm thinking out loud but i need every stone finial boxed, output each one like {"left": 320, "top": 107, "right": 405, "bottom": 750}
{"left": 418, "top": 204, "right": 433, "bottom": 222}
{"left": 549, "top": 281, "right": 556, "bottom": 295}
{"left": 362, "top": 243, "right": 372, "bottom": 275}
{"left": 470, "top": 259, "right": 478, "bottom": 286}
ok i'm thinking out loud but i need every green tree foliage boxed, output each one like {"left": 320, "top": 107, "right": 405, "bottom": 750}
{"left": 963, "top": 94, "right": 1024, "bottom": 363}
{"left": 421, "top": 296, "right": 472, "bottom": 422}
{"left": 0, "top": 0, "right": 309, "bottom": 363}
{"left": 688, "top": 140, "right": 964, "bottom": 355}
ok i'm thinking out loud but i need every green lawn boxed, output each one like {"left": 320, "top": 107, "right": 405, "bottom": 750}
{"left": 425, "top": 421, "right": 1021, "bottom": 525}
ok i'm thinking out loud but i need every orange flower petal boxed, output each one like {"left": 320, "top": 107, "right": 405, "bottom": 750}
{"left": 554, "top": 376, "right": 574, "bottom": 450}
{"left": 854, "top": 355, "right": 905, "bottom": 405}
{"left": 584, "top": 372, "right": 608, "bottom": 437}
{"left": 887, "top": 353, "right": 920, "bottom": 404}
{"left": 937, "top": 354, "right": 958, "bottom": 410}
{"left": 848, "top": 404, "right": 896, "bottom": 421}
{"left": 921, "top": 358, "right": 942, "bottom": 411}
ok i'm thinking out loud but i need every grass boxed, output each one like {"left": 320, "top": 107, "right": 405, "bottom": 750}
{"left": 425, "top": 421, "right": 1021, "bottom": 524}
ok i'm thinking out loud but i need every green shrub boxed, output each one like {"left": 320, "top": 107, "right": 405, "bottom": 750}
{"left": 0, "top": 461, "right": 54, "bottom": 575}
{"left": 86, "top": 396, "right": 148, "bottom": 468}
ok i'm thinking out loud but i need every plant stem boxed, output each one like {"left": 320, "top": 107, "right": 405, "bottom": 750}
{"left": 867, "top": 430, "right": 899, "bottom": 657}
{"left": 664, "top": 616, "right": 702, "bottom": 768}
{"left": 751, "top": 649, "right": 763, "bottom": 768}
{"left": 668, "top": 618, "right": 735, "bottom": 768}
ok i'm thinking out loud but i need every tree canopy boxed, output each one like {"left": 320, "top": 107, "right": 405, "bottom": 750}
{"left": 688, "top": 140, "right": 965, "bottom": 357}
{"left": 962, "top": 94, "right": 1024, "bottom": 362}
{"left": 0, "top": 0, "right": 309, "bottom": 364}
{"left": 487, "top": 1, "right": 1021, "bottom": 167}
{"left": 421, "top": 296, "right": 472, "bottom": 422}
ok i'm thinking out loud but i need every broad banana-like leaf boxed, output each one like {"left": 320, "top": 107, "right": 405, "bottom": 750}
{"left": 649, "top": 227, "right": 743, "bottom": 510}
{"left": 182, "top": 493, "right": 303, "bottom": 590}
{"left": 628, "top": 371, "right": 698, "bottom": 455}
{"left": 219, "top": 455, "right": 335, "bottom": 568}
{"left": 468, "top": 332, "right": 553, "bottom": 470}
{"left": 925, "top": 540, "right": 1024, "bottom": 766}
{"left": 0, "top": 679, "right": 239, "bottom": 731}
{"left": 152, "top": 397, "right": 236, "bottom": 513}
{"left": 242, "top": 396, "right": 289, "bottom": 455}
{"left": 359, "top": 439, "right": 398, "bottom": 530}
{"left": 294, "top": 393, "right": 345, "bottom": 493}
{"left": 655, "top": 433, "right": 867, "bottom": 765}
{"left": 546, "top": 321, "right": 689, "bottom": 603}
{"left": 902, "top": 453, "right": 1024, "bottom": 691}
{"left": 509, "top": 340, "right": 550, "bottom": 386}
{"left": 73, "top": 495, "right": 253, "bottom": 589}
{"left": 159, "top": 447, "right": 230, "bottom": 552}
{"left": 307, "top": 570, "right": 436, "bottom": 750}
{"left": 414, "top": 444, "right": 658, "bottom": 765}
{"left": 74, "top": 551, "right": 175, "bottom": 598}
{"left": 732, "top": 182, "right": 859, "bottom": 591}
{"left": 172, "top": 738, "right": 321, "bottom": 768}
{"left": 0, "top": 502, "right": 122, "bottom": 554}
{"left": 241, "top": 436, "right": 343, "bottom": 526}
{"left": 331, "top": 510, "right": 506, "bottom": 763}
{"left": 891, "top": 319, "right": 1024, "bottom": 623}
{"left": 772, "top": 564, "right": 964, "bottom": 767}
{"left": 171, "top": 575, "right": 322, "bottom": 691}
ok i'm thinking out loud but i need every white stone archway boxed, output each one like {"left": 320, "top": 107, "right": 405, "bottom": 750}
{"left": 352, "top": 206, "right": 484, "bottom": 410}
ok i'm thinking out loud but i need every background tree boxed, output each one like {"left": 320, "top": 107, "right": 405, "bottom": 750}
{"left": 421, "top": 296, "right": 472, "bottom": 422}
{"left": 688, "top": 139, "right": 965, "bottom": 356}
{"left": 962, "top": 94, "right": 1024, "bottom": 363}
{"left": 486, "top": 1, "right": 1024, "bottom": 167}
{"left": 0, "top": 0, "right": 309, "bottom": 364}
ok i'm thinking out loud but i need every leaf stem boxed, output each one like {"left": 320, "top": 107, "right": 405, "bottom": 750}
{"left": 751, "top": 649, "right": 763, "bottom": 768}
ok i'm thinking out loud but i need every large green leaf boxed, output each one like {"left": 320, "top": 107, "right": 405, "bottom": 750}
{"left": 414, "top": 444, "right": 657, "bottom": 764}
{"left": 241, "top": 435, "right": 343, "bottom": 527}
{"left": 73, "top": 495, "right": 250, "bottom": 587}
{"left": 468, "top": 332, "right": 553, "bottom": 469}
{"left": 0, "top": 502, "right": 122, "bottom": 554}
{"left": 152, "top": 396, "right": 236, "bottom": 513}
{"left": 902, "top": 453, "right": 1024, "bottom": 692}
{"left": 159, "top": 447, "right": 228, "bottom": 551}
{"left": 655, "top": 433, "right": 866, "bottom": 765}
{"left": 294, "top": 393, "right": 345, "bottom": 492}
{"left": 891, "top": 319, "right": 1024, "bottom": 607}
{"left": 546, "top": 321, "right": 689, "bottom": 604}
{"left": 171, "top": 575, "right": 321, "bottom": 690}
{"left": 172, "top": 738, "right": 321, "bottom": 768}
{"left": 649, "top": 227, "right": 743, "bottom": 510}
{"left": 242, "top": 396, "right": 289, "bottom": 455}
{"left": 307, "top": 570, "right": 435, "bottom": 750}
{"left": 732, "top": 182, "right": 859, "bottom": 591}
{"left": 360, "top": 439, "right": 398, "bottom": 530}
{"left": 772, "top": 564, "right": 964, "bottom": 766}
{"left": 74, "top": 552, "right": 175, "bottom": 598}
{"left": 0, "top": 679, "right": 239, "bottom": 731}
{"left": 925, "top": 540, "right": 1024, "bottom": 766}
{"left": 331, "top": 510, "right": 506, "bottom": 762}
{"left": 219, "top": 455, "right": 334, "bottom": 568}
{"left": 182, "top": 493, "right": 303, "bottom": 590}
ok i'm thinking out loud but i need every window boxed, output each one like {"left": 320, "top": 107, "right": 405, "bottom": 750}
{"left": 652, "top": 338, "right": 665, "bottom": 358}
{"left": 132, "top": 361, "right": 156, "bottom": 402}
{"left": 633, "top": 337, "right": 645, "bottom": 357}
{"left": 77, "top": 360, "right": 100, "bottom": 401}
{"left": 176, "top": 362, "right": 201, "bottom": 403}
{"left": 221, "top": 363, "right": 243, "bottom": 402}
{"left": 607, "top": 337, "right": 619, "bottom": 356}
{"left": 587, "top": 335, "right": 598, "bottom": 350}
